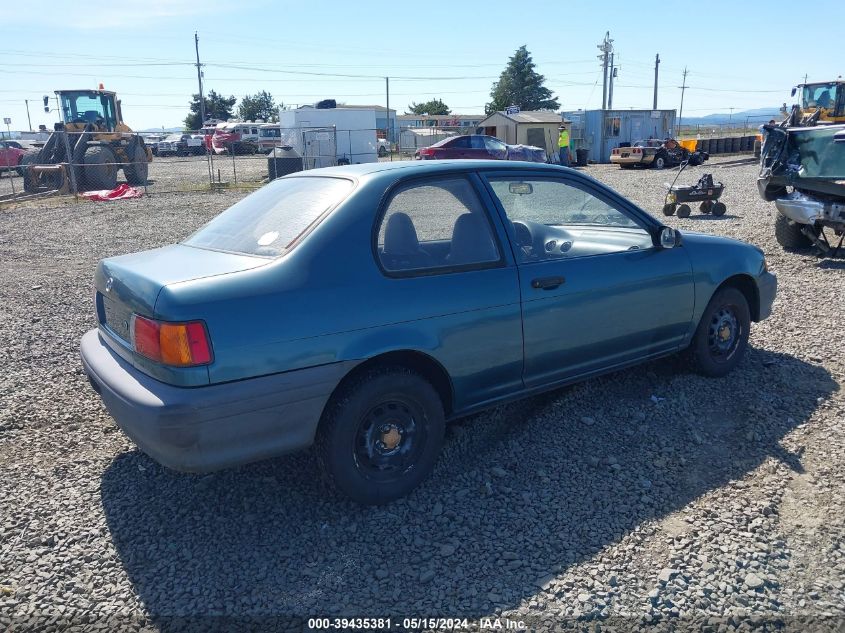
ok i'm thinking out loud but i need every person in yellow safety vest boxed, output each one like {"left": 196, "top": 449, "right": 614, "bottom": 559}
{"left": 558, "top": 126, "right": 571, "bottom": 166}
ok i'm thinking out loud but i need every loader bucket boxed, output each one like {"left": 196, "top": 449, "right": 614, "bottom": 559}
{"left": 25, "top": 164, "right": 70, "bottom": 195}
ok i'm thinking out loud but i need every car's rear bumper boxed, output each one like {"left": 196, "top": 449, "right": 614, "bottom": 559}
{"left": 80, "top": 329, "right": 355, "bottom": 473}
{"left": 757, "top": 272, "right": 777, "bottom": 321}
{"left": 609, "top": 156, "right": 649, "bottom": 165}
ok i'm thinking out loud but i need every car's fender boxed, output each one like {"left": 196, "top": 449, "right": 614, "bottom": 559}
{"left": 680, "top": 232, "right": 768, "bottom": 331}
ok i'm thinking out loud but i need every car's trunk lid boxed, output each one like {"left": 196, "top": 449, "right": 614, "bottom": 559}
{"left": 94, "top": 244, "right": 267, "bottom": 344}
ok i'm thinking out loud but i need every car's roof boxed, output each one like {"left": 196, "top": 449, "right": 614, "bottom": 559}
{"left": 296, "top": 159, "right": 563, "bottom": 179}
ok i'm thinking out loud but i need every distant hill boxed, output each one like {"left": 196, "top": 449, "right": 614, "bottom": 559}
{"left": 682, "top": 107, "right": 783, "bottom": 126}
{"left": 138, "top": 127, "right": 183, "bottom": 133}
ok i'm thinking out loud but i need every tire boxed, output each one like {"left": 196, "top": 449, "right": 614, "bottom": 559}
{"left": 653, "top": 154, "right": 667, "bottom": 170}
{"left": 83, "top": 145, "right": 118, "bottom": 190}
{"left": 378, "top": 146, "right": 388, "bottom": 157}
{"left": 123, "top": 143, "right": 148, "bottom": 186}
{"left": 712, "top": 202, "right": 727, "bottom": 216}
{"left": 315, "top": 366, "right": 445, "bottom": 505}
{"left": 688, "top": 287, "right": 750, "bottom": 378}
{"left": 774, "top": 213, "right": 815, "bottom": 250}
{"left": 19, "top": 153, "right": 40, "bottom": 193}
{"left": 662, "top": 203, "right": 676, "bottom": 216}
{"left": 699, "top": 201, "right": 713, "bottom": 214}
{"left": 677, "top": 204, "right": 692, "bottom": 218}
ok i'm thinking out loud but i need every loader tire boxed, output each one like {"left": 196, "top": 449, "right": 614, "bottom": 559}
{"left": 19, "top": 153, "right": 41, "bottom": 193}
{"left": 774, "top": 213, "right": 815, "bottom": 251}
{"left": 83, "top": 145, "right": 118, "bottom": 191}
{"left": 123, "top": 142, "right": 149, "bottom": 186}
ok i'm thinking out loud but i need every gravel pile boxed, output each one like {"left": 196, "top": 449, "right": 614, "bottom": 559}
{"left": 1, "top": 157, "right": 843, "bottom": 631}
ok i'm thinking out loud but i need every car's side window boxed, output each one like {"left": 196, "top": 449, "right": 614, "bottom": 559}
{"left": 486, "top": 177, "right": 653, "bottom": 262}
{"left": 377, "top": 177, "right": 501, "bottom": 273}
{"left": 469, "top": 135, "right": 486, "bottom": 150}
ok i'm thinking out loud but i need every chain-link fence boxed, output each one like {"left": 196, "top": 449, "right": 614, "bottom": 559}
{"left": 0, "top": 124, "right": 517, "bottom": 206}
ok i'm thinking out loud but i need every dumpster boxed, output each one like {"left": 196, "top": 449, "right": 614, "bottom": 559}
{"left": 268, "top": 146, "right": 303, "bottom": 180}
{"left": 575, "top": 148, "right": 589, "bottom": 166}
{"left": 679, "top": 139, "right": 698, "bottom": 153}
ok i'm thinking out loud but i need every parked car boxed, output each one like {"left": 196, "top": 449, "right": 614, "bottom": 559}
{"left": 0, "top": 140, "right": 27, "bottom": 175}
{"left": 81, "top": 160, "right": 776, "bottom": 504}
{"left": 610, "top": 138, "right": 708, "bottom": 169}
{"left": 157, "top": 134, "right": 204, "bottom": 157}
{"left": 415, "top": 134, "right": 546, "bottom": 162}
{"left": 377, "top": 138, "right": 390, "bottom": 157}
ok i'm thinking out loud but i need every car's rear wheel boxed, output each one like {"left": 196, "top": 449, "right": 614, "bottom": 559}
{"left": 688, "top": 287, "right": 750, "bottom": 377}
{"left": 315, "top": 366, "right": 445, "bottom": 505}
{"left": 653, "top": 154, "right": 667, "bottom": 169}
{"left": 775, "top": 213, "right": 816, "bottom": 250}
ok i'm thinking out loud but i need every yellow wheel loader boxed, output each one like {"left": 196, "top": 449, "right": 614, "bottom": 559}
{"left": 21, "top": 89, "right": 152, "bottom": 194}
{"left": 790, "top": 80, "right": 845, "bottom": 126}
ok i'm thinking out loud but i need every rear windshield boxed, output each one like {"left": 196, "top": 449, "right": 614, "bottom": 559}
{"left": 184, "top": 177, "right": 353, "bottom": 257}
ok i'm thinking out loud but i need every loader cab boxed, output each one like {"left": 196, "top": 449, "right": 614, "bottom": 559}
{"left": 793, "top": 81, "right": 845, "bottom": 123}
{"left": 56, "top": 90, "right": 120, "bottom": 132}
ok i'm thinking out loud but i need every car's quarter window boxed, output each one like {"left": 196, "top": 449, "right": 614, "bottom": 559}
{"left": 184, "top": 176, "right": 353, "bottom": 257}
{"left": 485, "top": 177, "right": 653, "bottom": 262}
{"left": 376, "top": 177, "right": 501, "bottom": 273}
{"left": 484, "top": 137, "right": 507, "bottom": 153}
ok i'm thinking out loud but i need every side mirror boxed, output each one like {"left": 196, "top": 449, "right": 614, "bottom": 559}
{"left": 658, "top": 226, "right": 681, "bottom": 249}
{"left": 791, "top": 87, "right": 797, "bottom": 97}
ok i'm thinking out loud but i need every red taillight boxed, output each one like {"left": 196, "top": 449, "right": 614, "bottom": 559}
{"left": 611, "top": 148, "right": 619, "bottom": 155}
{"left": 418, "top": 148, "right": 434, "bottom": 158}
{"left": 131, "top": 315, "right": 212, "bottom": 366}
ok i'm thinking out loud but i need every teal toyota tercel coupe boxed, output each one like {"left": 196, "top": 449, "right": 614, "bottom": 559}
{"left": 81, "top": 160, "right": 776, "bottom": 504}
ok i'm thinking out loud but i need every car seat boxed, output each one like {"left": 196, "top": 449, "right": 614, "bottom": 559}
{"left": 447, "top": 213, "right": 498, "bottom": 265}
{"left": 382, "top": 212, "right": 433, "bottom": 270}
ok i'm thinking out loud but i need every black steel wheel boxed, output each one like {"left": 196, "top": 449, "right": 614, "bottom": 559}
{"left": 677, "top": 204, "right": 692, "bottom": 218}
{"left": 688, "top": 287, "right": 750, "bottom": 377}
{"left": 315, "top": 366, "right": 445, "bottom": 504}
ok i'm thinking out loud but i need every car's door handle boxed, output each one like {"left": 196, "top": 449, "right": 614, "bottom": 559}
{"left": 531, "top": 276, "right": 565, "bottom": 290}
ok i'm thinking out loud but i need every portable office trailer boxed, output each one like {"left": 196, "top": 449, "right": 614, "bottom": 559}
{"left": 567, "top": 109, "right": 676, "bottom": 163}
{"left": 277, "top": 107, "right": 379, "bottom": 166}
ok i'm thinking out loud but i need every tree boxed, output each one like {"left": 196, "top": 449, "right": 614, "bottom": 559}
{"left": 486, "top": 45, "right": 559, "bottom": 114}
{"left": 184, "top": 90, "right": 237, "bottom": 130}
{"left": 407, "top": 98, "right": 451, "bottom": 116}
{"left": 238, "top": 90, "right": 279, "bottom": 122}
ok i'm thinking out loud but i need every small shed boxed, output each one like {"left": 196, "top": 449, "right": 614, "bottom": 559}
{"left": 477, "top": 110, "right": 562, "bottom": 157}
{"left": 566, "top": 109, "right": 677, "bottom": 163}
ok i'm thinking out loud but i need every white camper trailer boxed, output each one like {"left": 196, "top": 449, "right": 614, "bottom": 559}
{"left": 277, "top": 106, "right": 379, "bottom": 167}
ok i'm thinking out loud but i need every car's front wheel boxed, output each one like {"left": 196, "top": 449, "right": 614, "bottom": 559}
{"left": 315, "top": 366, "right": 445, "bottom": 505}
{"left": 688, "top": 287, "right": 750, "bottom": 377}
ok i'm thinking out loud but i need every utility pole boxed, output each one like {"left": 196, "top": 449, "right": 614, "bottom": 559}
{"left": 194, "top": 32, "right": 206, "bottom": 128}
{"left": 24, "top": 100, "right": 32, "bottom": 131}
{"left": 597, "top": 32, "right": 613, "bottom": 109}
{"left": 608, "top": 53, "right": 616, "bottom": 110}
{"left": 803, "top": 73, "right": 808, "bottom": 85}
{"left": 385, "top": 76, "right": 391, "bottom": 161}
{"left": 728, "top": 107, "right": 735, "bottom": 130}
{"left": 678, "top": 67, "right": 688, "bottom": 138}
{"left": 653, "top": 53, "right": 660, "bottom": 110}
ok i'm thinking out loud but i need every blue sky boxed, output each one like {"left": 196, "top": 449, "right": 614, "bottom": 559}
{"left": 3, "top": 0, "right": 842, "bottom": 130}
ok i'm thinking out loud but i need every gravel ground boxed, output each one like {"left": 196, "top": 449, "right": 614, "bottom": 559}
{"left": 1, "top": 156, "right": 843, "bottom": 632}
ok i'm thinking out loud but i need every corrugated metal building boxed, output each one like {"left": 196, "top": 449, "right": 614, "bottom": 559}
{"left": 477, "top": 110, "right": 562, "bottom": 157}
{"left": 565, "top": 109, "right": 676, "bottom": 163}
